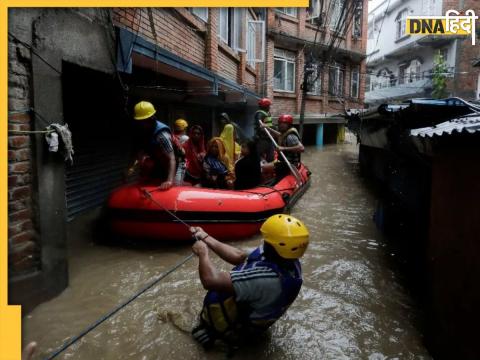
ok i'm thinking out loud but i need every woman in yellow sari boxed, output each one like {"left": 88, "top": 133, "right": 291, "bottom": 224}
{"left": 219, "top": 124, "right": 241, "bottom": 163}
{"left": 202, "top": 137, "right": 235, "bottom": 189}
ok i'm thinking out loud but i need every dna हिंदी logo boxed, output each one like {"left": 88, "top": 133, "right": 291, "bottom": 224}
{"left": 407, "top": 9, "right": 478, "bottom": 45}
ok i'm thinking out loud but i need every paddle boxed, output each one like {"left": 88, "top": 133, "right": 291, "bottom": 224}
{"left": 258, "top": 120, "right": 303, "bottom": 186}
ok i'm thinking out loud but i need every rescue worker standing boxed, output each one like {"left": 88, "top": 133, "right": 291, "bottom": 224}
{"left": 262, "top": 114, "right": 304, "bottom": 180}
{"left": 190, "top": 214, "right": 309, "bottom": 349}
{"left": 129, "top": 101, "right": 176, "bottom": 190}
{"left": 254, "top": 98, "right": 275, "bottom": 162}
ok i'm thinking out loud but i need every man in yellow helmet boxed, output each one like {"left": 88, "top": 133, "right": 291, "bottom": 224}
{"left": 190, "top": 214, "right": 309, "bottom": 350}
{"left": 130, "top": 101, "right": 176, "bottom": 190}
{"left": 173, "top": 118, "right": 189, "bottom": 145}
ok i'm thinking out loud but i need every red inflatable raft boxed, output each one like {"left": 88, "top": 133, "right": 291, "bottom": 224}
{"left": 107, "top": 164, "right": 310, "bottom": 241}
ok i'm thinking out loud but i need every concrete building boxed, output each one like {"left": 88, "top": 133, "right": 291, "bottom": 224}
{"left": 265, "top": 2, "right": 368, "bottom": 145}
{"left": 7, "top": 8, "right": 266, "bottom": 311}
{"left": 366, "top": 0, "right": 480, "bottom": 105}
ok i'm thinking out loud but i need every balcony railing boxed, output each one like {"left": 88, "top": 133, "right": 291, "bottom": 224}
{"left": 366, "top": 68, "right": 452, "bottom": 92}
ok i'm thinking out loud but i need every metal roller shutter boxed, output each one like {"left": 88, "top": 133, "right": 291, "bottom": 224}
{"left": 65, "top": 141, "right": 130, "bottom": 221}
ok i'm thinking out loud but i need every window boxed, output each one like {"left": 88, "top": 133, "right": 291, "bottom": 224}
{"left": 373, "top": 68, "right": 392, "bottom": 89}
{"left": 276, "top": 8, "right": 298, "bottom": 17}
{"left": 308, "top": 0, "right": 321, "bottom": 20}
{"left": 440, "top": 48, "right": 448, "bottom": 62}
{"left": 351, "top": 66, "right": 360, "bottom": 98}
{"left": 406, "top": 59, "right": 422, "bottom": 82}
{"left": 246, "top": 16, "right": 265, "bottom": 65}
{"left": 396, "top": 9, "right": 408, "bottom": 39}
{"left": 190, "top": 8, "right": 208, "bottom": 22}
{"left": 352, "top": 1, "right": 363, "bottom": 38}
{"left": 307, "top": 63, "right": 322, "bottom": 95}
{"left": 330, "top": 0, "right": 346, "bottom": 33}
{"left": 219, "top": 8, "right": 229, "bottom": 43}
{"left": 218, "top": 8, "right": 244, "bottom": 51}
{"left": 246, "top": 13, "right": 256, "bottom": 67}
{"left": 328, "top": 62, "right": 345, "bottom": 96}
{"left": 274, "top": 48, "right": 296, "bottom": 92}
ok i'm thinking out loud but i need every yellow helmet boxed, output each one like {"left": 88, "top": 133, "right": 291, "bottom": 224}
{"left": 134, "top": 101, "right": 156, "bottom": 120}
{"left": 175, "top": 118, "right": 188, "bottom": 131}
{"left": 260, "top": 214, "right": 309, "bottom": 259}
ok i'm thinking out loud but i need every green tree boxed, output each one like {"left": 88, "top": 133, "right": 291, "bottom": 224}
{"left": 431, "top": 51, "right": 448, "bottom": 99}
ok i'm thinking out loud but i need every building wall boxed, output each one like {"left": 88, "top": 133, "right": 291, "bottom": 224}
{"left": 113, "top": 8, "right": 206, "bottom": 67}
{"left": 267, "top": 3, "right": 367, "bottom": 121}
{"left": 112, "top": 7, "right": 258, "bottom": 97}
{"left": 8, "top": 30, "right": 37, "bottom": 276}
{"left": 445, "top": 0, "right": 480, "bottom": 99}
{"left": 428, "top": 145, "right": 480, "bottom": 360}
{"left": 217, "top": 47, "right": 239, "bottom": 81}
{"left": 8, "top": 8, "right": 116, "bottom": 311}
{"left": 367, "top": 0, "right": 443, "bottom": 60}
{"left": 367, "top": 0, "right": 480, "bottom": 101}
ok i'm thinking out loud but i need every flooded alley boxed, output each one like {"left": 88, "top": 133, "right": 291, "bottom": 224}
{"left": 23, "top": 143, "right": 431, "bottom": 360}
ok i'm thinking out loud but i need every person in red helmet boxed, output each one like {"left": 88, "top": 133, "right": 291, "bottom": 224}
{"left": 254, "top": 98, "right": 275, "bottom": 162}
{"left": 261, "top": 114, "right": 304, "bottom": 180}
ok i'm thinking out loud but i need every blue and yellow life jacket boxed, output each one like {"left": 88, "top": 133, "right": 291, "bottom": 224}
{"left": 200, "top": 247, "right": 302, "bottom": 337}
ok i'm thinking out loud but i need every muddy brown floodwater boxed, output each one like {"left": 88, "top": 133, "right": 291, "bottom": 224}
{"left": 23, "top": 141, "right": 432, "bottom": 360}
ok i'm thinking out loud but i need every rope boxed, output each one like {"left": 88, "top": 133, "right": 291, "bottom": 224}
{"left": 44, "top": 188, "right": 197, "bottom": 359}
{"left": 141, "top": 188, "right": 192, "bottom": 230}
{"left": 44, "top": 253, "right": 194, "bottom": 360}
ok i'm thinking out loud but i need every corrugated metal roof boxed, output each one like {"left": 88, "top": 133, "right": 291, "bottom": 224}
{"left": 410, "top": 115, "right": 480, "bottom": 137}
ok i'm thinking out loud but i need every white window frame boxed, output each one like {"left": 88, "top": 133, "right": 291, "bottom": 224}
{"left": 440, "top": 48, "right": 448, "bottom": 63}
{"left": 330, "top": 0, "right": 346, "bottom": 33}
{"left": 406, "top": 59, "right": 422, "bottom": 82}
{"left": 190, "top": 8, "right": 208, "bottom": 22}
{"left": 329, "top": 62, "right": 345, "bottom": 96}
{"left": 396, "top": 9, "right": 408, "bottom": 40}
{"left": 218, "top": 8, "right": 246, "bottom": 52}
{"left": 274, "top": 49, "right": 296, "bottom": 93}
{"left": 307, "top": 0, "right": 321, "bottom": 20}
{"left": 246, "top": 19, "right": 265, "bottom": 63}
{"left": 276, "top": 8, "right": 298, "bottom": 18}
{"left": 351, "top": 66, "right": 360, "bottom": 98}
{"left": 352, "top": 1, "right": 363, "bottom": 38}
{"left": 307, "top": 63, "right": 322, "bottom": 95}
{"left": 218, "top": 8, "right": 229, "bottom": 44}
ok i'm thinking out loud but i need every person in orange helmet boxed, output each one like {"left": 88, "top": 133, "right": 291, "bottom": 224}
{"left": 254, "top": 98, "right": 275, "bottom": 162}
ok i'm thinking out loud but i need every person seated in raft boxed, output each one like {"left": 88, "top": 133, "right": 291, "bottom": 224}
{"left": 190, "top": 214, "right": 309, "bottom": 350}
{"left": 183, "top": 125, "right": 206, "bottom": 186}
{"left": 234, "top": 140, "right": 261, "bottom": 190}
{"left": 202, "top": 138, "right": 235, "bottom": 189}
{"left": 260, "top": 114, "right": 304, "bottom": 181}
{"left": 220, "top": 123, "right": 241, "bottom": 163}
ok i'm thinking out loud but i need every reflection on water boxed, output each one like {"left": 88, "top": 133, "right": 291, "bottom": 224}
{"left": 23, "top": 142, "right": 431, "bottom": 359}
